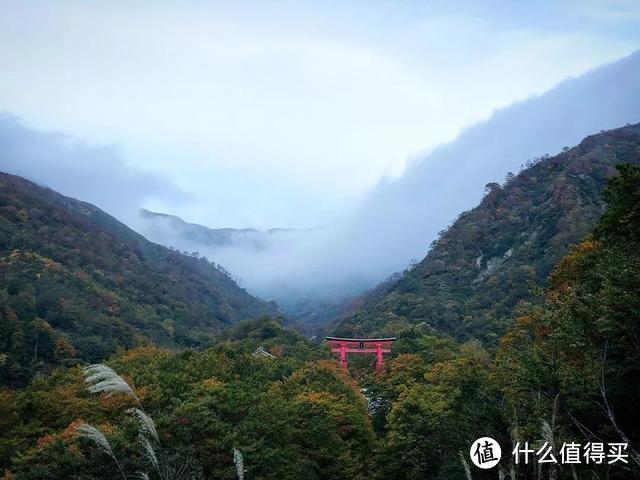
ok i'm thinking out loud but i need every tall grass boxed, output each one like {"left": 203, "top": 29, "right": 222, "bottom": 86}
{"left": 233, "top": 448, "right": 245, "bottom": 480}
{"left": 459, "top": 451, "right": 472, "bottom": 480}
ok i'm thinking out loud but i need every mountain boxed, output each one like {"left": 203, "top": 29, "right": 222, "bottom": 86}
{"left": 129, "top": 51, "right": 640, "bottom": 313}
{"left": 327, "top": 50, "right": 640, "bottom": 286}
{"left": 0, "top": 172, "right": 277, "bottom": 385}
{"left": 129, "top": 52, "right": 640, "bottom": 331}
{"left": 334, "top": 123, "right": 640, "bottom": 342}
{"left": 138, "top": 208, "right": 297, "bottom": 251}
{"left": 137, "top": 209, "right": 349, "bottom": 333}
{"left": 135, "top": 208, "right": 350, "bottom": 327}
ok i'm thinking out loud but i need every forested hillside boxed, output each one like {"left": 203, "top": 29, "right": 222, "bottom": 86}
{"left": 0, "top": 172, "right": 277, "bottom": 386}
{"left": 1, "top": 147, "right": 639, "bottom": 480}
{"left": 0, "top": 317, "right": 374, "bottom": 480}
{"left": 335, "top": 124, "right": 640, "bottom": 342}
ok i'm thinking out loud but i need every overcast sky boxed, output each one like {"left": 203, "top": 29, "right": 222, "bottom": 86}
{"left": 1, "top": 1, "right": 639, "bottom": 228}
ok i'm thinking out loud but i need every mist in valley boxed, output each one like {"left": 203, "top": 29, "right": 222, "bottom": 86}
{"left": 134, "top": 51, "right": 640, "bottom": 314}
{"left": 1, "top": 47, "right": 639, "bottom": 318}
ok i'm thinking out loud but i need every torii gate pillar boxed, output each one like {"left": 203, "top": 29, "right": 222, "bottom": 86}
{"left": 339, "top": 342, "right": 347, "bottom": 368}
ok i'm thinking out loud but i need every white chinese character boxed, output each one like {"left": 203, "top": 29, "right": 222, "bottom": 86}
{"left": 583, "top": 442, "right": 605, "bottom": 464}
{"left": 513, "top": 442, "right": 535, "bottom": 465}
{"left": 560, "top": 442, "right": 581, "bottom": 464}
{"left": 608, "top": 443, "right": 629, "bottom": 464}
{"left": 537, "top": 442, "right": 557, "bottom": 464}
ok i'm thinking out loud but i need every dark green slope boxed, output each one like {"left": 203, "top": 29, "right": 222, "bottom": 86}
{"left": 335, "top": 123, "right": 640, "bottom": 342}
{"left": 0, "top": 172, "right": 277, "bottom": 385}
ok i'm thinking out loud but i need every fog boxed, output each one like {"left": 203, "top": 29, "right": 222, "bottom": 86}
{"left": 3, "top": 1, "right": 637, "bottom": 230}
{"left": 2, "top": 51, "right": 640, "bottom": 314}
{"left": 335, "top": 49, "right": 640, "bottom": 282}
{"left": 135, "top": 213, "right": 368, "bottom": 304}
{"left": 0, "top": 114, "right": 187, "bottom": 224}
{"left": 137, "top": 50, "right": 640, "bottom": 310}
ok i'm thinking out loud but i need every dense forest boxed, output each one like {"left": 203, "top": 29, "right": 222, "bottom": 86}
{"left": 335, "top": 124, "right": 640, "bottom": 343}
{"left": 1, "top": 126, "right": 639, "bottom": 479}
{"left": 0, "top": 173, "right": 277, "bottom": 386}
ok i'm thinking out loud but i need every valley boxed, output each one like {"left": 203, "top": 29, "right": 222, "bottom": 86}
{"left": 1, "top": 13, "right": 640, "bottom": 475}
{"left": 1, "top": 123, "right": 640, "bottom": 479}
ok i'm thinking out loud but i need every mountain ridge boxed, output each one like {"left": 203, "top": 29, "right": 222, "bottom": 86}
{"left": 334, "top": 123, "right": 640, "bottom": 341}
{"left": 334, "top": 50, "right": 640, "bottom": 286}
{"left": 140, "top": 208, "right": 297, "bottom": 242}
{"left": 0, "top": 172, "right": 278, "bottom": 385}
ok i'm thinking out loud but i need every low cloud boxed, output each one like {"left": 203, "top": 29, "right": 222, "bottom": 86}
{"left": 2, "top": 51, "right": 640, "bottom": 315}
{"left": 139, "top": 50, "right": 640, "bottom": 311}
{"left": 0, "top": 114, "right": 187, "bottom": 225}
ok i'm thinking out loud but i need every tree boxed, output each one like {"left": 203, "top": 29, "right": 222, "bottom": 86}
{"left": 495, "top": 164, "right": 640, "bottom": 477}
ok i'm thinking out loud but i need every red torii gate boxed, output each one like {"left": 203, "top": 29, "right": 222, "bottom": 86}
{"left": 326, "top": 336, "right": 396, "bottom": 373}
